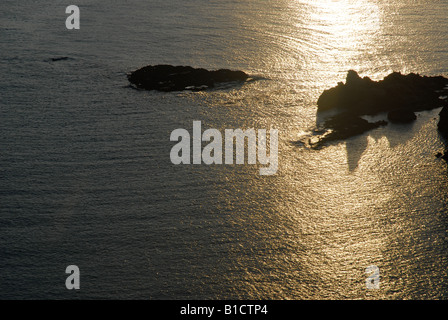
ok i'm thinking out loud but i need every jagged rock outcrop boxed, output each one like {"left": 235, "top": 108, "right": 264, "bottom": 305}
{"left": 128, "top": 64, "right": 249, "bottom": 91}
{"left": 318, "top": 70, "right": 448, "bottom": 115}
{"left": 311, "top": 70, "right": 448, "bottom": 148}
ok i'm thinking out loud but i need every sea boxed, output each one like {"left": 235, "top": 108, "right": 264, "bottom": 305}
{"left": 1, "top": 0, "right": 448, "bottom": 299}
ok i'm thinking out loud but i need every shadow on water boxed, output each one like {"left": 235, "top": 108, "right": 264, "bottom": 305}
{"left": 346, "top": 115, "right": 423, "bottom": 171}
{"left": 345, "top": 135, "right": 369, "bottom": 172}
{"left": 293, "top": 109, "right": 439, "bottom": 172}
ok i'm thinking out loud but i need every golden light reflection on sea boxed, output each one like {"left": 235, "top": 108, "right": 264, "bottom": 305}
{"left": 2, "top": 0, "right": 447, "bottom": 299}
{"left": 194, "top": 0, "right": 448, "bottom": 299}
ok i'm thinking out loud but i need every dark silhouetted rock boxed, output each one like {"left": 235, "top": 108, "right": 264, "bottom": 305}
{"left": 438, "top": 106, "right": 448, "bottom": 139}
{"left": 50, "top": 57, "right": 70, "bottom": 62}
{"left": 443, "top": 152, "right": 448, "bottom": 162}
{"left": 436, "top": 101, "right": 448, "bottom": 162}
{"left": 324, "top": 114, "right": 387, "bottom": 139}
{"left": 310, "top": 70, "right": 448, "bottom": 148}
{"left": 437, "top": 147, "right": 448, "bottom": 162}
{"left": 310, "top": 113, "right": 387, "bottom": 148}
{"left": 318, "top": 70, "right": 448, "bottom": 115}
{"left": 128, "top": 65, "right": 249, "bottom": 92}
{"left": 387, "top": 109, "right": 417, "bottom": 123}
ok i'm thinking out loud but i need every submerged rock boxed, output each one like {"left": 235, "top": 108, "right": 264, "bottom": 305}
{"left": 48, "top": 57, "right": 72, "bottom": 62}
{"left": 128, "top": 64, "right": 249, "bottom": 92}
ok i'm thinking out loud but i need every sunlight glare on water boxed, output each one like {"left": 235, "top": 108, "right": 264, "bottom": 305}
{"left": 1, "top": 0, "right": 448, "bottom": 299}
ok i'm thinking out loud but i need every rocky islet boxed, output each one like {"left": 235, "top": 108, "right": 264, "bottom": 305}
{"left": 312, "top": 70, "right": 448, "bottom": 157}
{"left": 127, "top": 64, "right": 249, "bottom": 92}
